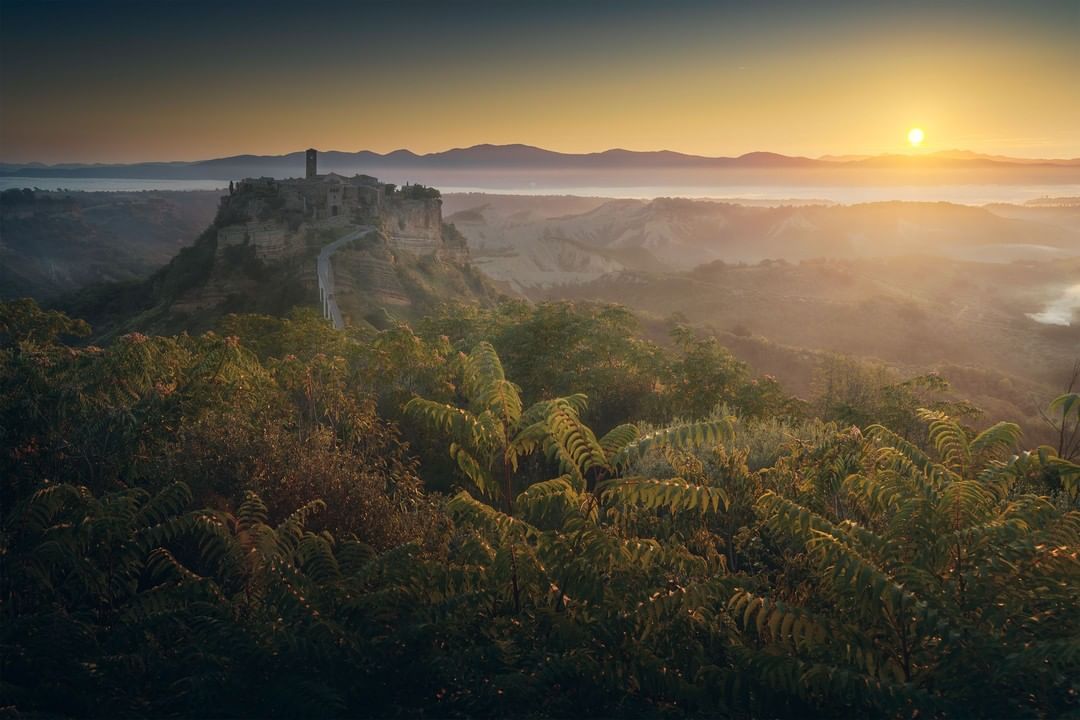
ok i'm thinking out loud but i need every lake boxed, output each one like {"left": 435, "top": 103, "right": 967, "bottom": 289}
{"left": 0, "top": 177, "right": 228, "bottom": 192}
{"left": 3, "top": 176, "right": 1079, "bottom": 206}
{"left": 439, "top": 183, "right": 1080, "bottom": 205}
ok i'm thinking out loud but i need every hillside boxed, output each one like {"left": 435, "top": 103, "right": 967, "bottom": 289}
{"left": 0, "top": 188, "right": 220, "bottom": 299}
{"left": 25, "top": 187, "right": 1078, "bottom": 443}
{"left": 446, "top": 197, "right": 1080, "bottom": 291}
{"left": 540, "top": 255, "right": 1080, "bottom": 441}
{"left": 323, "top": 226, "right": 500, "bottom": 330}
{"left": 58, "top": 180, "right": 501, "bottom": 340}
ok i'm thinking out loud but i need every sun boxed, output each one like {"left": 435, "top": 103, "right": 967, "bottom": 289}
{"left": 907, "top": 127, "right": 925, "bottom": 147}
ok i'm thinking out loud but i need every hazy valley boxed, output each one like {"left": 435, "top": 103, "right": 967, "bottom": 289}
{"left": 0, "top": 188, "right": 220, "bottom": 299}
{"left": 4, "top": 180, "right": 1076, "bottom": 451}
{"left": 443, "top": 193, "right": 1080, "bottom": 289}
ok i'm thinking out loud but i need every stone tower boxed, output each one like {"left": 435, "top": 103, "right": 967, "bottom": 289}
{"left": 306, "top": 148, "right": 317, "bottom": 179}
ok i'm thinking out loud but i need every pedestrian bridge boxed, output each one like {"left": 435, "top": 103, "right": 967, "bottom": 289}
{"left": 317, "top": 226, "right": 374, "bottom": 329}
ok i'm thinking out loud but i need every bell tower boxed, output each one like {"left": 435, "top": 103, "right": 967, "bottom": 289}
{"left": 306, "top": 148, "right": 317, "bottom": 179}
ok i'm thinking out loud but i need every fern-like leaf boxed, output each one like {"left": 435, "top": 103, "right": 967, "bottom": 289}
{"left": 601, "top": 476, "right": 729, "bottom": 514}
{"left": 599, "top": 423, "right": 640, "bottom": 463}
{"left": 969, "top": 421, "right": 1022, "bottom": 461}
{"left": 405, "top": 398, "right": 489, "bottom": 448}
{"left": 463, "top": 341, "right": 522, "bottom": 425}
{"left": 610, "top": 418, "right": 734, "bottom": 469}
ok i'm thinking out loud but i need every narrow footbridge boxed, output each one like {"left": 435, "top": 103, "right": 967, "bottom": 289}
{"left": 317, "top": 225, "right": 374, "bottom": 330}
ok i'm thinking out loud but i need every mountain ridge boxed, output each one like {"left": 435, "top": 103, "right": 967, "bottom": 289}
{"left": 5, "top": 144, "right": 1080, "bottom": 181}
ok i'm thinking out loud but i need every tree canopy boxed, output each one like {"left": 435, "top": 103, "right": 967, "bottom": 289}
{"left": 2, "top": 298, "right": 1077, "bottom": 718}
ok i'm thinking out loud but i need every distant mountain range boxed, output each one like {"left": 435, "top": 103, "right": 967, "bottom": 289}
{"left": 4, "top": 145, "right": 1079, "bottom": 187}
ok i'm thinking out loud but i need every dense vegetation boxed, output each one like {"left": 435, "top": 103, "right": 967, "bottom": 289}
{"left": 2, "top": 298, "right": 1078, "bottom": 718}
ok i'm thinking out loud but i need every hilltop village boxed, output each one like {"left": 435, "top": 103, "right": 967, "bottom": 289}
{"left": 216, "top": 149, "right": 467, "bottom": 262}
{"left": 95, "top": 148, "right": 491, "bottom": 332}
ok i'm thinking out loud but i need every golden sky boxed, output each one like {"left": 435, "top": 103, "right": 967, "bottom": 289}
{"left": 1, "top": 0, "right": 1077, "bottom": 163}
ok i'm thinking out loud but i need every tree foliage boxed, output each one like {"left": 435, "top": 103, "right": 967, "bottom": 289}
{"left": 2, "top": 299, "right": 1077, "bottom": 718}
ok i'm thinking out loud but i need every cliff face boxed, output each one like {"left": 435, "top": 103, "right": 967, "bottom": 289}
{"left": 382, "top": 197, "right": 442, "bottom": 253}
{"left": 329, "top": 232, "right": 500, "bottom": 329}
{"left": 217, "top": 223, "right": 296, "bottom": 261}
{"left": 334, "top": 239, "right": 411, "bottom": 309}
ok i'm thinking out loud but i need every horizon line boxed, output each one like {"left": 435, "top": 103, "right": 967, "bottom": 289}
{"left": 4, "top": 143, "right": 1080, "bottom": 168}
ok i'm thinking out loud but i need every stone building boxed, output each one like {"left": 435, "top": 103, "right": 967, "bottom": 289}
{"left": 218, "top": 148, "right": 459, "bottom": 261}
{"left": 294, "top": 173, "right": 385, "bottom": 223}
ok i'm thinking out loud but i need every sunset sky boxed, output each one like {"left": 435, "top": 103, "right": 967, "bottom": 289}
{"left": 1, "top": 0, "right": 1077, "bottom": 164}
